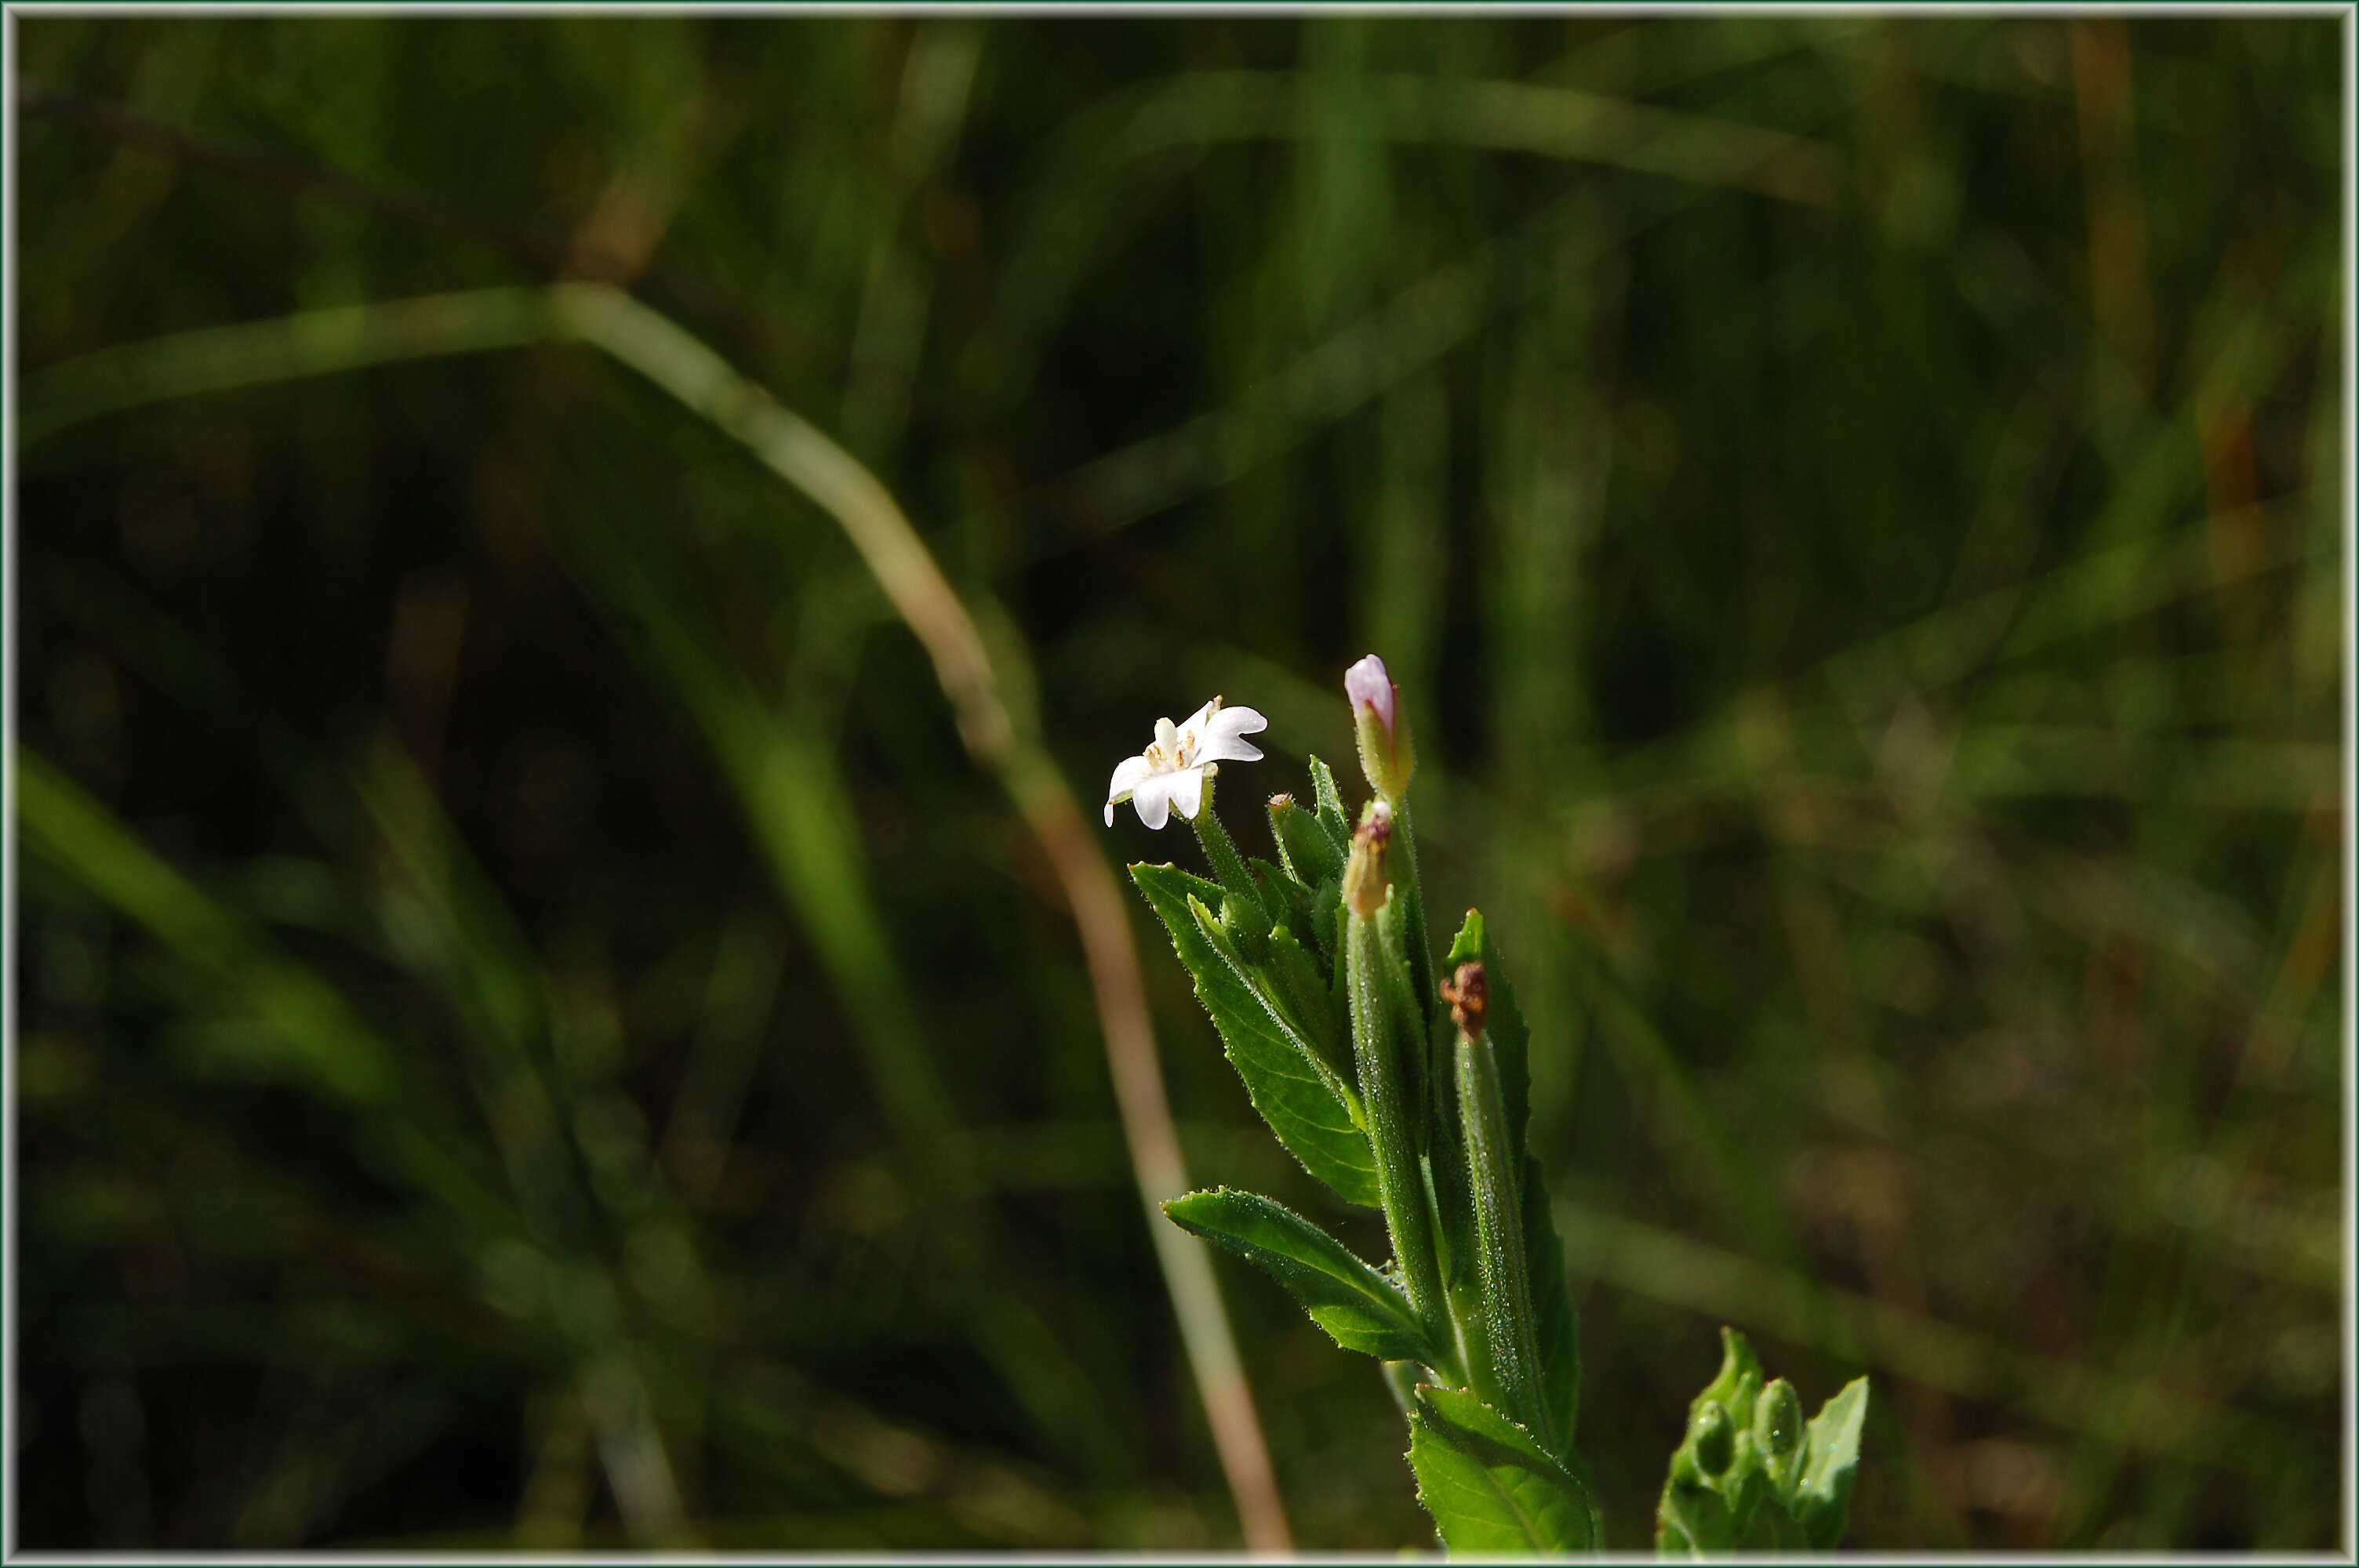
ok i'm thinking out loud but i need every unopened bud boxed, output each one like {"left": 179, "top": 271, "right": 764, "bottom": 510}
{"left": 1346, "top": 653, "right": 1416, "bottom": 800}
{"left": 1755, "top": 1378, "right": 1801, "bottom": 1457}
{"left": 1691, "top": 1399, "right": 1735, "bottom": 1476}
{"left": 1341, "top": 798, "right": 1393, "bottom": 918}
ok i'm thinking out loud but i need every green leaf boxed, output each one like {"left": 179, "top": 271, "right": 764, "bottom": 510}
{"left": 1523, "top": 1157, "right": 1580, "bottom": 1461}
{"left": 1307, "top": 753, "right": 1352, "bottom": 848}
{"left": 1163, "top": 1189, "right": 1439, "bottom": 1364}
{"left": 1131, "top": 862, "right": 1381, "bottom": 1207}
{"left": 1409, "top": 1384, "right": 1599, "bottom": 1553}
{"left": 1306, "top": 873, "right": 1343, "bottom": 966}
{"left": 1249, "top": 855, "right": 1325, "bottom": 961}
{"left": 1696, "top": 1326, "right": 1768, "bottom": 1416}
{"left": 1263, "top": 922, "right": 1346, "bottom": 1074}
{"left": 1794, "top": 1377, "right": 1870, "bottom": 1548}
{"left": 1268, "top": 794, "right": 1345, "bottom": 888}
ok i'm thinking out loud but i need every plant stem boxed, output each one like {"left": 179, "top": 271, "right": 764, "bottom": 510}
{"left": 1190, "top": 783, "right": 1264, "bottom": 920}
{"left": 1458, "top": 1026, "right": 1552, "bottom": 1452}
{"left": 1389, "top": 796, "right": 1448, "bottom": 1114}
{"left": 1349, "top": 899, "right": 1451, "bottom": 1359}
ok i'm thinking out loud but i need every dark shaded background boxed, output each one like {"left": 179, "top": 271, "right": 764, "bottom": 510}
{"left": 12, "top": 15, "right": 2345, "bottom": 1550}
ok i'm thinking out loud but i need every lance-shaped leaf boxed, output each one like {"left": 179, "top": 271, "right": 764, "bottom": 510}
{"left": 1794, "top": 1376, "right": 1870, "bottom": 1548}
{"left": 1190, "top": 891, "right": 1354, "bottom": 1104}
{"left": 1250, "top": 854, "right": 1313, "bottom": 938}
{"left": 1164, "top": 1189, "right": 1441, "bottom": 1365}
{"left": 1132, "top": 862, "right": 1381, "bottom": 1207}
{"left": 1525, "top": 1158, "right": 1581, "bottom": 1461}
{"left": 1408, "top": 1384, "right": 1600, "bottom": 1553}
{"left": 1269, "top": 793, "right": 1345, "bottom": 887}
{"left": 1262, "top": 922, "right": 1346, "bottom": 1074}
{"left": 1307, "top": 754, "right": 1352, "bottom": 849}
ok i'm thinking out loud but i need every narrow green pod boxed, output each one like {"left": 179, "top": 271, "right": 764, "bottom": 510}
{"left": 1344, "top": 808, "right": 1448, "bottom": 1356}
{"left": 1456, "top": 1011, "right": 1552, "bottom": 1455}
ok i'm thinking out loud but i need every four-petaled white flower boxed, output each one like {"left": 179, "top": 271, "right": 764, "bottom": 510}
{"left": 1104, "top": 697, "right": 1269, "bottom": 829}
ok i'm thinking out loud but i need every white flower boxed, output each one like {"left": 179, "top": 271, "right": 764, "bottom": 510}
{"left": 1104, "top": 697, "right": 1269, "bottom": 829}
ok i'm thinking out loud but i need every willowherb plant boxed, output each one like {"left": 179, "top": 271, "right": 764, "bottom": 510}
{"left": 1107, "top": 656, "right": 1869, "bottom": 1554}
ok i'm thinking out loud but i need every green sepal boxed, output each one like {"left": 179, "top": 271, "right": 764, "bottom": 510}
{"left": 1307, "top": 754, "right": 1352, "bottom": 849}
{"left": 1408, "top": 1384, "right": 1600, "bottom": 1553}
{"left": 1165, "top": 1188, "right": 1443, "bottom": 1365}
{"left": 1523, "top": 1156, "right": 1581, "bottom": 1461}
{"left": 1130, "top": 862, "right": 1381, "bottom": 1208}
{"left": 1654, "top": 1327, "right": 1869, "bottom": 1554}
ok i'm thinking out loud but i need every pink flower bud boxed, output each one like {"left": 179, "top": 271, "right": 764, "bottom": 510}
{"left": 1346, "top": 653, "right": 1415, "bottom": 800}
{"left": 1345, "top": 654, "right": 1395, "bottom": 732}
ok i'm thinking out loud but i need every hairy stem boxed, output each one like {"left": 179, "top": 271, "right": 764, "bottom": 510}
{"left": 1349, "top": 898, "right": 1451, "bottom": 1359}
{"left": 1189, "top": 784, "right": 1265, "bottom": 922}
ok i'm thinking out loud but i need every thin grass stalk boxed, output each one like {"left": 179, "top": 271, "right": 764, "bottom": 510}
{"left": 18, "top": 284, "right": 1294, "bottom": 1553}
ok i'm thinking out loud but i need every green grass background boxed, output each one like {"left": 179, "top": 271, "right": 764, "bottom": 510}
{"left": 12, "top": 15, "right": 2345, "bottom": 1550}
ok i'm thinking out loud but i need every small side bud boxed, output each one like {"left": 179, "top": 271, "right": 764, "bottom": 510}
{"left": 1755, "top": 1378, "right": 1802, "bottom": 1457}
{"left": 1440, "top": 960, "right": 1488, "bottom": 1040}
{"left": 1346, "top": 653, "right": 1416, "bottom": 800}
{"left": 1691, "top": 1399, "right": 1736, "bottom": 1477}
{"left": 1342, "top": 798, "right": 1393, "bottom": 918}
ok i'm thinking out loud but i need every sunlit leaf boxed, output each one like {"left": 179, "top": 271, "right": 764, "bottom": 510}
{"left": 1131, "top": 862, "right": 1380, "bottom": 1207}
{"left": 1163, "top": 1188, "right": 1438, "bottom": 1364}
{"left": 1408, "top": 1383, "right": 1598, "bottom": 1552}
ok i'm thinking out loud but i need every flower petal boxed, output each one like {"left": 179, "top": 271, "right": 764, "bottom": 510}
{"left": 1178, "top": 699, "right": 1221, "bottom": 734}
{"left": 1130, "top": 772, "right": 1176, "bottom": 830}
{"left": 1164, "top": 765, "right": 1206, "bottom": 823}
{"left": 1195, "top": 705, "right": 1267, "bottom": 766}
{"left": 1345, "top": 655, "right": 1394, "bottom": 731}
{"left": 1107, "top": 753, "right": 1154, "bottom": 802}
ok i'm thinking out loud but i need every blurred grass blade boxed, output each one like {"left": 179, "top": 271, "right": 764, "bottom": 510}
{"left": 18, "top": 288, "right": 550, "bottom": 448}
{"left": 16, "top": 278, "right": 1297, "bottom": 1550}
{"left": 16, "top": 746, "right": 397, "bottom": 1105}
